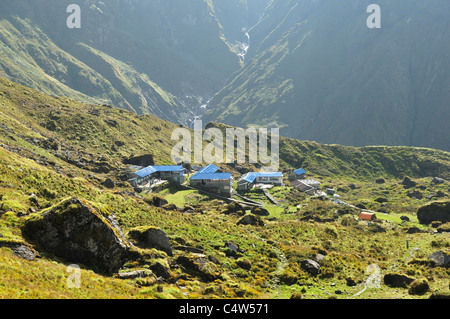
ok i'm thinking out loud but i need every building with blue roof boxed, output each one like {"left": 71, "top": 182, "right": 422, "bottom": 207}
{"left": 189, "top": 164, "right": 233, "bottom": 197}
{"left": 289, "top": 168, "right": 307, "bottom": 181}
{"left": 129, "top": 165, "right": 185, "bottom": 186}
{"left": 237, "top": 171, "right": 283, "bottom": 191}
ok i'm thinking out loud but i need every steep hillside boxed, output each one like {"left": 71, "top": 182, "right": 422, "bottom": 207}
{"left": 1, "top": 77, "right": 449, "bottom": 300}
{"left": 204, "top": 0, "right": 450, "bottom": 152}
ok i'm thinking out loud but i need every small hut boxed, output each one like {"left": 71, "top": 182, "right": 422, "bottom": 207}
{"left": 359, "top": 212, "right": 377, "bottom": 221}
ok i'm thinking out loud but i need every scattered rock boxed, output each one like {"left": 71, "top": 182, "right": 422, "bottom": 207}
{"left": 222, "top": 202, "right": 246, "bottom": 215}
{"left": 400, "top": 215, "right": 410, "bottom": 222}
{"left": 161, "top": 203, "right": 177, "bottom": 211}
{"left": 236, "top": 258, "right": 252, "bottom": 270}
{"left": 102, "top": 178, "right": 115, "bottom": 189}
{"left": 426, "top": 193, "right": 436, "bottom": 200}
{"left": 408, "top": 279, "right": 430, "bottom": 295}
{"left": 437, "top": 222, "right": 450, "bottom": 233}
{"left": 251, "top": 207, "right": 270, "bottom": 216}
{"left": 150, "top": 261, "right": 171, "bottom": 280}
{"left": 128, "top": 226, "right": 173, "bottom": 257}
{"left": 123, "top": 154, "right": 154, "bottom": 168}
{"left": 0, "top": 240, "right": 38, "bottom": 261}
{"left": 402, "top": 176, "right": 417, "bottom": 189}
{"left": 22, "top": 197, "right": 130, "bottom": 274}
{"left": 346, "top": 277, "right": 357, "bottom": 287}
{"left": 315, "top": 253, "right": 326, "bottom": 264}
{"left": 432, "top": 177, "right": 445, "bottom": 185}
{"left": 407, "top": 190, "right": 423, "bottom": 200}
{"left": 174, "top": 245, "right": 204, "bottom": 254}
{"left": 406, "top": 226, "right": 423, "bottom": 234}
{"left": 383, "top": 273, "right": 415, "bottom": 288}
{"left": 374, "top": 197, "right": 388, "bottom": 204}
{"left": 176, "top": 254, "right": 221, "bottom": 281}
{"left": 224, "top": 241, "right": 243, "bottom": 253}
{"left": 429, "top": 292, "right": 450, "bottom": 299}
{"left": 144, "top": 194, "right": 168, "bottom": 207}
{"left": 300, "top": 259, "right": 320, "bottom": 276}
{"left": 182, "top": 205, "right": 196, "bottom": 213}
{"left": 117, "top": 270, "right": 152, "bottom": 280}
{"left": 428, "top": 251, "right": 450, "bottom": 268}
{"left": 237, "top": 214, "right": 265, "bottom": 227}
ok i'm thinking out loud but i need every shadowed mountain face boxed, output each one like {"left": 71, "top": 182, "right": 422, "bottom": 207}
{"left": 0, "top": 0, "right": 265, "bottom": 125}
{"left": 0, "top": 0, "right": 448, "bottom": 151}
{"left": 204, "top": 0, "right": 450, "bottom": 152}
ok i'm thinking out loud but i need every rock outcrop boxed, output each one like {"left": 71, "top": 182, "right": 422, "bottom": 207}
{"left": 22, "top": 197, "right": 130, "bottom": 274}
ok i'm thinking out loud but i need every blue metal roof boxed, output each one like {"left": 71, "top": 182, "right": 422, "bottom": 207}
{"left": 134, "top": 165, "right": 183, "bottom": 178}
{"left": 241, "top": 172, "right": 283, "bottom": 183}
{"left": 152, "top": 165, "right": 184, "bottom": 172}
{"left": 196, "top": 164, "right": 219, "bottom": 174}
{"left": 190, "top": 173, "right": 232, "bottom": 181}
{"left": 293, "top": 168, "right": 306, "bottom": 176}
{"left": 190, "top": 164, "right": 221, "bottom": 180}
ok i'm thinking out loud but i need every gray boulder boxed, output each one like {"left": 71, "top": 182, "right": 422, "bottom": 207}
{"left": 22, "top": 197, "right": 130, "bottom": 274}
{"left": 428, "top": 251, "right": 450, "bottom": 268}
{"left": 300, "top": 259, "right": 320, "bottom": 276}
{"left": 128, "top": 226, "right": 173, "bottom": 256}
{"left": 118, "top": 270, "right": 152, "bottom": 280}
{"left": 432, "top": 177, "right": 445, "bottom": 184}
{"left": 102, "top": 178, "right": 115, "bottom": 189}
{"left": 176, "top": 253, "right": 221, "bottom": 281}
{"left": 237, "top": 214, "right": 265, "bottom": 227}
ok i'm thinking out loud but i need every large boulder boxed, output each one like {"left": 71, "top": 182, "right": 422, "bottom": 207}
{"left": 402, "top": 176, "right": 417, "bottom": 189}
{"left": 128, "top": 226, "right": 173, "bottom": 256}
{"left": 428, "top": 251, "right": 450, "bottom": 268}
{"left": 417, "top": 201, "right": 450, "bottom": 225}
{"left": 175, "top": 253, "right": 221, "bottom": 281}
{"left": 237, "top": 214, "right": 265, "bottom": 227}
{"left": 22, "top": 197, "right": 130, "bottom": 274}
{"left": 383, "top": 273, "right": 415, "bottom": 288}
{"left": 300, "top": 259, "right": 320, "bottom": 276}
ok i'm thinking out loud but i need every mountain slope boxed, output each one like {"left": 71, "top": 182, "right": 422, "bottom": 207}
{"left": 204, "top": 0, "right": 450, "bottom": 151}
{"left": 1, "top": 76, "right": 449, "bottom": 300}
{"left": 0, "top": 0, "right": 244, "bottom": 125}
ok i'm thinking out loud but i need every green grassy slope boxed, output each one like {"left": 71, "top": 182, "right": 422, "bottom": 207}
{"left": 0, "top": 77, "right": 449, "bottom": 299}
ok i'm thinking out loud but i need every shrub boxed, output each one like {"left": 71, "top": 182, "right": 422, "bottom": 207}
{"left": 341, "top": 215, "right": 358, "bottom": 226}
{"left": 41, "top": 187, "right": 57, "bottom": 199}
